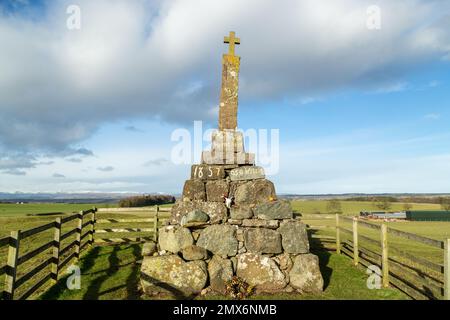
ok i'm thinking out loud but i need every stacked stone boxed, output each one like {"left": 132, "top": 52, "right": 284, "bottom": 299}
{"left": 140, "top": 161, "right": 324, "bottom": 298}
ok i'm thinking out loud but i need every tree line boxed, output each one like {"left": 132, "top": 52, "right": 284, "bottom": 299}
{"left": 118, "top": 194, "right": 176, "bottom": 208}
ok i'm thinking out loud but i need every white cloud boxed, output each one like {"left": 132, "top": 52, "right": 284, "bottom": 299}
{"left": 0, "top": 0, "right": 449, "bottom": 155}
{"left": 1, "top": 0, "right": 450, "bottom": 192}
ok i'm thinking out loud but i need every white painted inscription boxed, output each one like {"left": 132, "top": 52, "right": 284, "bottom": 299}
{"left": 229, "top": 166, "right": 265, "bottom": 181}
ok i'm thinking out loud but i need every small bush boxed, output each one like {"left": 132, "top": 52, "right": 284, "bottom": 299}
{"left": 118, "top": 194, "right": 175, "bottom": 208}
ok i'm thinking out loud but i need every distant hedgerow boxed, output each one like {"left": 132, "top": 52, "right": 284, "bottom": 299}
{"left": 118, "top": 194, "right": 175, "bottom": 208}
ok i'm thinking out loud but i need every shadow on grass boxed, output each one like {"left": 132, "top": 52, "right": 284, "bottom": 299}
{"left": 40, "top": 244, "right": 143, "bottom": 300}
{"left": 308, "top": 229, "right": 333, "bottom": 290}
{"left": 126, "top": 244, "right": 142, "bottom": 299}
{"left": 83, "top": 245, "right": 121, "bottom": 299}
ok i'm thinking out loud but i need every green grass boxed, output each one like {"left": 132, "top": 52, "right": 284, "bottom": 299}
{"left": 40, "top": 244, "right": 142, "bottom": 300}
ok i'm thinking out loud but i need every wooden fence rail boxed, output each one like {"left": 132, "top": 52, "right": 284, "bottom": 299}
{"left": 1, "top": 208, "right": 97, "bottom": 300}
{"left": 94, "top": 208, "right": 166, "bottom": 244}
{"left": 302, "top": 213, "right": 450, "bottom": 300}
{"left": 0, "top": 205, "right": 168, "bottom": 300}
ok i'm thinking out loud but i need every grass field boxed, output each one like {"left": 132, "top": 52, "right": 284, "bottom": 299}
{"left": 40, "top": 244, "right": 407, "bottom": 300}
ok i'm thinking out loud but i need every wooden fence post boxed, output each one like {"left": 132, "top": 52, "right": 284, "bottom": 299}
{"left": 51, "top": 218, "right": 61, "bottom": 283}
{"left": 381, "top": 224, "right": 389, "bottom": 288}
{"left": 444, "top": 238, "right": 450, "bottom": 300}
{"left": 4, "top": 231, "right": 21, "bottom": 300}
{"left": 352, "top": 217, "right": 359, "bottom": 266}
{"left": 335, "top": 214, "right": 341, "bottom": 254}
{"left": 154, "top": 206, "right": 159, "bottom": 242}
{"left": 89, "top": 209, "right": 96, "bottom": 245}
{"left": 75, "top": 211, "right": 83, "bottom": 260}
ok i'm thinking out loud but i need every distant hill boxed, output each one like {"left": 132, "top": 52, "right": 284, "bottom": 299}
{"left": 0, "top": 192, "right": 447, "bottom": 204}
{"left": 0, "top": 192, "right": 180, "bottom": 204}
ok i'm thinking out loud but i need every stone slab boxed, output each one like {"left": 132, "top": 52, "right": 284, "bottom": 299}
{"left": 253, "top": 200, "right": 293, "bottom": 220}
{"left": 241, "top": 219, "right": 279, "bottom": 229}
{"left": 229, "top": 166, "right": 265, "bottom": 181}
{"left": 191, "top": 165, "right": 225, "bottom": 180}
{"left": 141, "top": 255, "right": 207, "bottom": 297}
{"left": 201, "top": 151, "right": 255, "bottom": 165}
{"left": 182, "top": 179, "right": 206, "bottom": 201}
{"left": 244, "top": 228, "right": 282, "bottom": 254}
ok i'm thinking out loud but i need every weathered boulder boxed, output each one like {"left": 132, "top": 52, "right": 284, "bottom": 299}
{"left": 253, "top": 179, "right": 277, "bottom": 203}
{"left": 273, "top": 253, "right": 293, "bottom": 271}
{"left": 170, "top": 201, "right": 198, "bottom": 224}
{"left": 142, "top": 241, "right": 157, "bottom": 257}
{"left": 236, "top": 253, "right": 287, "bottom": 291}
{"left": 158, "top": 226, "right": 193, "bottom": 253}
{"left": 180, "top": 209, "right": 209, "bottom": 226}
{"left": 244, "top": 228, "right": 282, "bottom": 254}
{"left": 232, "top": 181, "right": 252, "bottom": 204}
{"left": 278, "top": 220, "right": 309, "bottom": 253}
{"left": 197, "top": 225, "right": 238, "bottom": 257}
{"left": 230, "top": 205, "right": 253, "bottom": 219}
{"left": 206, "top": 180, "right": 229, "bottom": 202}
{"left": 208, "top": 255, "right": 234, "bottom": 294}
{"left": 182, "top": 245, "right": 208, "bottom": 261}
{"left": 229, "top": 166, "right": 265, "bottom": 181}
{"left": 182, "top": 179, "right": 206, "bottom": 201}
{"left": 253, "top": 200, "right": 293, "bottom": 220}
{"left": 141, "top": 255, "right": 208, "bottom": 297}
{"left": 289, "top": 254, "right": 324, "bottom": 294}
{"left": 199, "top": 202, "right": 228, "bottom": 224}
{"left": 233, "top": 179, "right": 276, "bottom": 205}
{"left": 171, "top": 200, "right": 227, "bottom": 225}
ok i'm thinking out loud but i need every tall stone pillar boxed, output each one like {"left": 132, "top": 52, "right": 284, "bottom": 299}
{"left": 218, "top": 54, "right": 240, "bottom": 130}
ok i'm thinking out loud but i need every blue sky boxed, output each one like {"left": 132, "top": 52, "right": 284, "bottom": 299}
{"left": 0, "top": 0, "right": 449, "bottom": 194}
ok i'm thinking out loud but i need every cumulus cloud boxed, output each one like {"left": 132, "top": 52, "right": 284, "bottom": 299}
{"left": 0, "top": 0, "right": 449, "bottom": 158}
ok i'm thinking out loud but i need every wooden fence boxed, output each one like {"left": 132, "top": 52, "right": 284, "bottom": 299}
{"left": 300, "top": 213, "right": 450, "bottom": 300}
{"left": 94, "top": 206, "right": 170, "bottom": 244}
{"left": 0, "top": 206, "right": 170, "bottom": 300}
{"left": 0, "top": 209, "right": 96, "bottom": 300}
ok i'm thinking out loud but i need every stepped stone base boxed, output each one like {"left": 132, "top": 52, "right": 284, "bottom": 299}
{"left": 140, "top": 163, "right": 324, "bottom": 298}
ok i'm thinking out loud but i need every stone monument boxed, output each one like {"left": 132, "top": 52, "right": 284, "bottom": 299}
{"left": 140, "top": 32, "right": 324, "bottom": 298}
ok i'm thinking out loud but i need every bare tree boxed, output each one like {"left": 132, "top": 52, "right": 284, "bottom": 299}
{"left": 403, "top": 202, "right": 413, "bottom": 211}
{"left": 374, "top": 198, "right": 392, "bottom": 211}
{"left": 327, "top": 199, "right": 343, "bottom": 214}
{"left": 439, "top": 197, "right": 450, "bottom": 211}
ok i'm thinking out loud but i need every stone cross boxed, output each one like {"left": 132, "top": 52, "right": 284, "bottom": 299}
{"left": 224, "top": 31, "right": 240, "bottom": 56}
{"left": 219, "top": 31, "right": 241, "bottom": 131}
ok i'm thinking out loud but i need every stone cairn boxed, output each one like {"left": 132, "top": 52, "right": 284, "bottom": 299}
{"left": 140, "top": 32, "right": 324, "bottom": 298}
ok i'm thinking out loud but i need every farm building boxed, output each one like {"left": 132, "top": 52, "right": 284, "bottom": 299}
{"left": 360, "top": 211, "right": 406, "bottom": 219}
{"left": 406, "top": 210, "right": 450, "bottom": 221}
